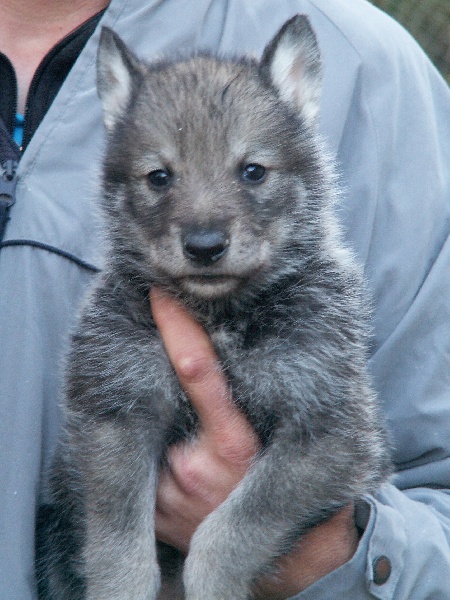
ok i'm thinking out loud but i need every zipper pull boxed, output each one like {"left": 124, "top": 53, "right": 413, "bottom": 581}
{"left": 0, "top": 159, "right": 19, "bottom": 242}
{"left": 0, "top": 159, "right": 18, "bottom": 204}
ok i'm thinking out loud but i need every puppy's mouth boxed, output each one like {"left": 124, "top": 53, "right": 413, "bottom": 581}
{"left": 178, "top": 274, "right": 242, "bottom": 298}
{"left": 185, "top": 274, "right": 234, "bottom": 283}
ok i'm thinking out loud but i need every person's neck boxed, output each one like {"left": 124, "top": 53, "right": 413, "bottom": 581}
{"left": 0, "top": 0, "right": 109, "bottom": 112}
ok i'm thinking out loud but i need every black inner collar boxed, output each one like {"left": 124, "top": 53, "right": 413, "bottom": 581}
{"left": 0, "top": 9, "right": 105, "bottom": 152}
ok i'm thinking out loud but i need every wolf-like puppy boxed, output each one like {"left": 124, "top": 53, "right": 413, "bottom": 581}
{"left": 36, "top": 15, "right": 391, "bottom": 600}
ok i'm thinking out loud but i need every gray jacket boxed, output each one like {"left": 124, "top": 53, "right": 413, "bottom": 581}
{"left": 0, "top": 0, "right": 449, "bottom": 597}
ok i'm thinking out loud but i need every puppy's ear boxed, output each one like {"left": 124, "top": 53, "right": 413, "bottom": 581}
{"left": 97, "top": 27, "right": 144, "bottom": 131}
{"left": 260, "top": 15, "right": 322, "bottom": 126}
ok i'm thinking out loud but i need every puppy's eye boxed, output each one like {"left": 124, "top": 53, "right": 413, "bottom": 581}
{"left": 241, "top": 163, "right": 266, "bottom": 183}
{"left": 147, "top": 169, "right": 173, "bottom": 189}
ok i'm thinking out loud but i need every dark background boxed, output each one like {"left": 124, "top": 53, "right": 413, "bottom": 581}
{"left": 371, "top": 0, "right": 449, "bottom": 82}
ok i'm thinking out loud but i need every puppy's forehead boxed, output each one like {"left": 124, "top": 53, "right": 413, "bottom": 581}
{"left": 146, "top": 56, "right": 262, "bottom": 104}
{"left": 141, "top": 59, "right": 272, "bottom": 123}
{"left": 132, "top": 56, "right": 289, "bottom": 165}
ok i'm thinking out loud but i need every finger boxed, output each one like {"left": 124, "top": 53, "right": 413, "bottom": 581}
{"left": 150, "top": 287, "right": 249, "bottom": 439}
{"left": 155, "top": 471, "right": 195, "bottom": 552}
{"left": 155, "top": 444, "right": 252, "bottom": 552}
{"left": 164, "top": 443, "right": 247, "bottom": 502}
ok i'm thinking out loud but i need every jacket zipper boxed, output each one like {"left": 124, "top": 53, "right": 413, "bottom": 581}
{"left": 0, "top": 159, "right": 19, "bottom": 242}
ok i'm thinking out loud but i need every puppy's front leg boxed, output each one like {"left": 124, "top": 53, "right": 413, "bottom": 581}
{"left": 182, "top": 424, "right": 376, "bottom": 600}
{"left": 74, "top": 419, "right": 161, "bottom": 600}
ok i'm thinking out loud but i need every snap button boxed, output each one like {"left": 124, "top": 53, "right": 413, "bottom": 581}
{"left": 373, "top": 555, "right": 392, "bottom": 585}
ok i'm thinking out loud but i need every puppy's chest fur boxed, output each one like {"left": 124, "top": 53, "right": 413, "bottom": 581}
{"left": 156, "top": 295, "right": 292, "bottom": 447}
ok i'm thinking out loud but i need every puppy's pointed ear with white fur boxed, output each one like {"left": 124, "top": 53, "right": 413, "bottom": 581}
{"left": 97, "top": 27, "right": 144, "bottom": 131}
{"left": 260, "top": 15, "right": 322, "bottom": 126}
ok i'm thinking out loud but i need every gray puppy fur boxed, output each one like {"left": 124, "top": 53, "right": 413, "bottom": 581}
{"left": 36, "top": 15, "right": 391, "bottom": 600}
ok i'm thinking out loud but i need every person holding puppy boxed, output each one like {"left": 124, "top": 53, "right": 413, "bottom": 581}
{"left": 1, "top": 0, "right": 449, "bottom": 598}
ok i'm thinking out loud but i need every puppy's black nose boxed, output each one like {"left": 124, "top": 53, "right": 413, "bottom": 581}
{"left": 183, "top": 229, "right": 229, "bottom": 266}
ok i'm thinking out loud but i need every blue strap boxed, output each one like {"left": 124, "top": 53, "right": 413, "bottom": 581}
{"left": 13, "top": 114, "right": 24, "bottom": 147}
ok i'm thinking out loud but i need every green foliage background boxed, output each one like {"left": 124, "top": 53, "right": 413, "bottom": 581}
{"left": 370, "top": 0, "right": 450, "bottom": 82}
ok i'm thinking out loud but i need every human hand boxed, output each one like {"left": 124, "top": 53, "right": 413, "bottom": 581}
{"left": 150, "top": 287, "right": 259, "bottom": 553}
{"left": 252, "top": 503, "right": 359, "bottom": 598}
{"left": 150, "top": 288, "right": 359, "bottom": 597}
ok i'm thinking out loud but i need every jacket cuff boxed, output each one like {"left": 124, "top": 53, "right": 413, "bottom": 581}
{"left": 290, "top": 483, "right": 408, "bottom": 599}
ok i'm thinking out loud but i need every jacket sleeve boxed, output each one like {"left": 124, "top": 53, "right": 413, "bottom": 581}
{"left": 284, "top": 0, "right": 450, "bottom": 597}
